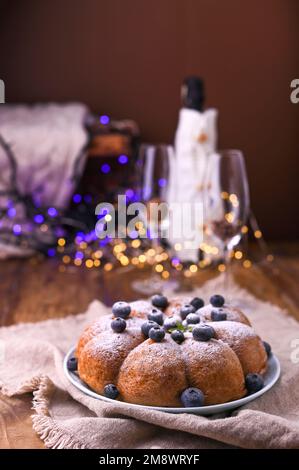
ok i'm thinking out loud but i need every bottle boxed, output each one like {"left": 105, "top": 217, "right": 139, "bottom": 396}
{"left": 181, "top": 76, "right": 205, "bottom": 111}
{"left": 167, "top": 76, "right": 218, "bottom": 262}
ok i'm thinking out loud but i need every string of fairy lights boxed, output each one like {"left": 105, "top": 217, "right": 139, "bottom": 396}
{"left": 0, "top": 125, "right": 273, "bottom": 278}
{"left": 55, "top": 216, "right": 272, "bottom": 278}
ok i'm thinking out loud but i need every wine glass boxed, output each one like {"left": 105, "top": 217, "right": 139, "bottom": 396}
{"left": 203, "top": 150, "right": 250, "bottom": 290}
{"left": 137, "top": 144, "right": 172, "bottom": 240}
{"left": 132, "top": 144, "right": 178, "bottom": 294}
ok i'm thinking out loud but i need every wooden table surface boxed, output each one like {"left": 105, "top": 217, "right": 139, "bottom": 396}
{"left": 0, "top": 242, "right": 298, "bottom": 448}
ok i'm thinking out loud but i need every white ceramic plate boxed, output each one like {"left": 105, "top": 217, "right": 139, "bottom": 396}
{"left": 64, "top": 346, "right": 280, "bottom": 415}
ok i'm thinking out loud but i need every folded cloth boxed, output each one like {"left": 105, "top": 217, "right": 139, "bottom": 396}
{"left": 0, "top": 103, "right": 88, "bottom": 208}
{"left": 1, "top": 277, "right": 299, "bottom": 449}
{"left": 0, "top": 103, "right": 88, "bottom": 259}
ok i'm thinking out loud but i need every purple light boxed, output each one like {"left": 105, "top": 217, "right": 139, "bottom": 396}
{"left": 99, "top": 236, "right": 111, "bottom": 247}
{"left": 75, "top": 251, "right": 84, "bottom": 259}
{"left": 158, "top": 178, "right": 167, "bottom": 188}
{"left": 147, "top": 228, "right": 154, "bottom": 240}
{"left": 125, "top": 188, "right": 134, "bottom": 200}
{"left": 75, "top": 231, "right": 85, "bottom": 243}
{"left": 85, "top": 230, "right": 97, "bottom": 242}
{"left": 47, "top": 248, "right": 56, "bottom": 257}
{"left": 84, "top": 194, "right": 92, "bottom": 204}
{"left": 7, "top": 207, "right": 16, "bottom": 218}
{"left": 100, "top": 115, "right": 110, "bottom": 125}
{"left": 73, "top": 194, "right": 82, "bottom": 204}
{"left": 55, "top": 228, "right": 65, "bottom": 237}
{"left": 34, "top": 214, "right": 44, "bottom": 224}
{"left": 118, "top": 154, "right": 128, "bottom": 165}
{"left": 90, "top": 230, "right": 97, "bottom": 241}
{"left": 172, "top": 257, "right": 180, "bottom": 266}
{"left": 97, "top": 207, "right": 109, "bottom": 218}
{"left": 48, "top": 207, "right": 58, "bottom": 217}
{"left": 101, "top": 163, "right": 111, "bottom": 174}
{"left": 13, "top": 224, "right": 22, "bottom": 235}
{"left": 129, "top": 230, "right": 138, "bottom": 239}
{"left": 33, "top": 195, "right": 42, "bottom": 208}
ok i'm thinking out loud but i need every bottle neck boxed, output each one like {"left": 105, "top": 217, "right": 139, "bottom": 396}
{"left": 181, "top": 81, "right": 204, "bottom": 111}
{"left": 182, "top": 104, "right": 204, "bottom": 112}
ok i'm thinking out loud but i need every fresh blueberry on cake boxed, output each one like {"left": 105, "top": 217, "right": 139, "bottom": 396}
{"left": 163, "top": 317, "right": 180, "bottom": 331}
{"left": 104, "top": 384, "right": 119, "bottom": 399}
{"left": 190, "top": 297, "right": 205, "bottom": 310}
{"left": 67, "top": 356, "right": 78, "bottom": 371}
{"left": 210, "top": 294, "right": 225, "bottom": 308}
{"left": 180, "top": 304, "right": 195, "bottom": 320}
{"left": 171, "top": 329, "right": 185, "bottom": 344}
{"left": 192, "top": 324, "right": 215, "bottom": 341}
{"left": 186, "top": 313, "right": 200, "bottom": 325}
{"left": 112, "top": 301, "right": 131, "bottom": 319}
{"left": 151, "top": 294, "right": 169, "bottom": 309}
{"left": 111, "top": 317, "right": 126, "bottom": 333}
{"left": 245, "top": 373, "right": 264, "bottom": 394}
{"left": 181, "top": 388, "right": 204, "bottom": 407}
{"left": 263, "top": 341, "right": 272, "bottom": 358}
{"left": 211, "top": 309, "right": 227, "bottom": 321}
{"left": 141, "top": 320, "right": 159, "bottom": 337}
{"left": 148, "top": 325, "right": 165, "bottom": 342}
{"left": 147, "top": 308, "right": 164, "bottom": 325}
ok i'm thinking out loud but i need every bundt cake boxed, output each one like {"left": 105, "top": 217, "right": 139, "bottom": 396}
{"left": 71, "top": 294, "right": 270, "bottom": 408}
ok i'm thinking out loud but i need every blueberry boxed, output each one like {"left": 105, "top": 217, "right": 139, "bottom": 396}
{"left": 104, "top": 383, "right": 119, "bottom": 399}
{"left": 186, "top": 313, "right": 200, "bottom": 325}
{"left": 112, "top": 301, "right": 131, "bottom": 319}
{"left": 141, "top": 320, "right": 159, "bottom": 338}
{"left": 210, "top": 294, "right": 225, "bottom": 308}
{"left": 148, "top": 308, "right": 164, "bottom": 325}
{"left": 163, "top": 317, "right": 179, "bottom": 331}
{"left": 192, "top": 324, "right": 215, "bottom": 341}
{"left": 149, "top": 326, "right": 165, "bottom": 342}
{"left": 245, "top": 373, "right": 264, "bottom": 394}
{"left": 180, "top": 304, "right": 195, "bottom": 320}
{"left": 263, "top": 341, "right": 272, "bottom": 358}
{"left": 67, "top": 356, "right": 78, "bottom": 371}
{"left": 181, "top": 387, "right": 204, "bottom": 407}
{"left": 190, "top": 297, "right": 204, "bottom": 310}
{"left": 211, "top": 309, "right": 227, "bottom": 321}
{"left": 151, "top": 294, "right": 169, "bottom": 309}
{"left": 111, "top": 317, "right": 126, "bottom": 333}
{"left": 171, "top": 330, "right": 185, "bottom": 344}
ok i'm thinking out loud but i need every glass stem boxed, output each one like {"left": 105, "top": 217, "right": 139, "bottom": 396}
{"left": 223, "top": 244, "right": 231, "bottom": 294}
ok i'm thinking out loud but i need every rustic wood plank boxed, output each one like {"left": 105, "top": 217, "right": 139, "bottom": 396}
{"left": 0, "top": 393, "right": 44, "bottom": 449}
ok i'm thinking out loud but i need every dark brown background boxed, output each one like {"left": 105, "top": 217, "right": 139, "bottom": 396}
{"left": 0, "top": 0, "right": 298, "bottom": 240}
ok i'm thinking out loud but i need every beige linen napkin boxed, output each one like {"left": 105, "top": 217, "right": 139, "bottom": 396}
{"left": 1, "top": 277, "right": 299, "bottom": 449}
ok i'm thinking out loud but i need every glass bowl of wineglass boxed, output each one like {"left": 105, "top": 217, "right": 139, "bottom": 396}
{"left": 131, "top": 144, "right": 178, "bottom": 295}
{"left": 203, "top": 149, "right": 250, "bottom": 289}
